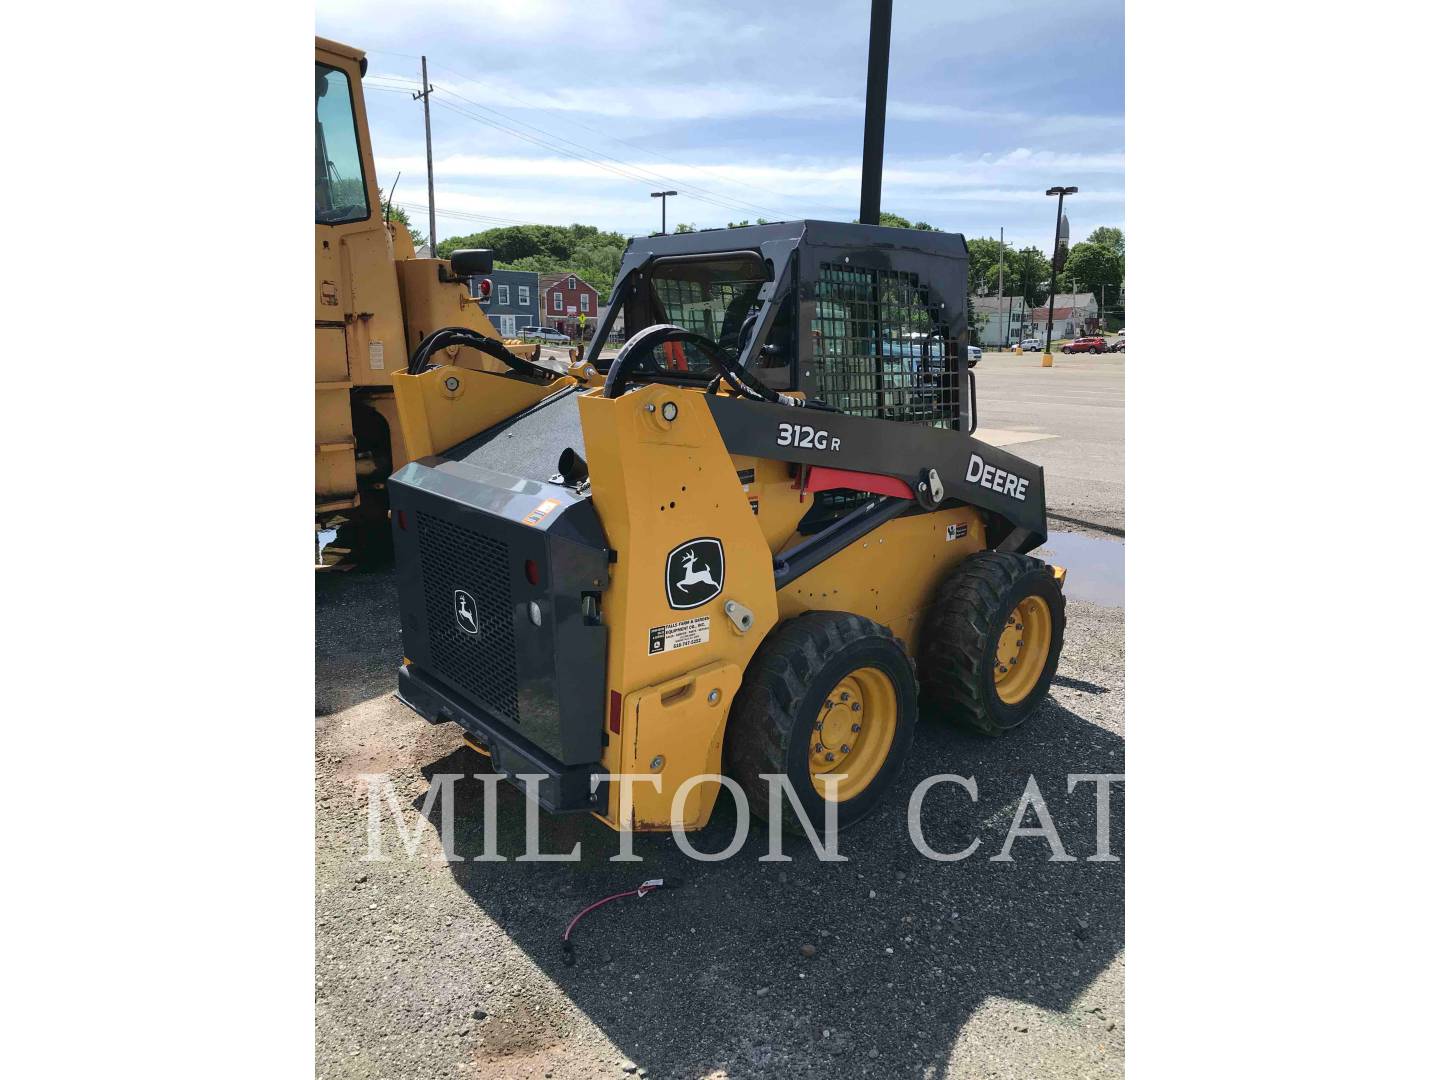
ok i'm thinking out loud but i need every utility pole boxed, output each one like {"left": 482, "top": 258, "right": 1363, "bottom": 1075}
{"left": 998, "top": 225, "right": 1006, "bottom": 348}
{"left": 650, "top": 190, "right": 677, "bottom": 234}
{"left": 858, "top": 0, "right": 893, "bottom": 224}
{"left": 1043, "top": 186, "right": 1077, "bottom": 362}
{"left": 413, "top": 56, "right": 437, "bottom": 256}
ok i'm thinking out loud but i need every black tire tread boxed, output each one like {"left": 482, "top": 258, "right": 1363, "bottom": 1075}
{"left": 919, "top": 551, "right": 1065, "bottom": 736}
{"left": 726, "top": 611, "right": 913, "bottom": 829}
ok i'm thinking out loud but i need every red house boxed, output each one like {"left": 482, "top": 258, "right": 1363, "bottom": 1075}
{"left": 539, "top": 272, "right": 601, "bottom": 337}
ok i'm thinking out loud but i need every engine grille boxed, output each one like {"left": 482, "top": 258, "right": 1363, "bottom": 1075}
{"left": 415, "top": 511, "right": 520, "bottom": 723}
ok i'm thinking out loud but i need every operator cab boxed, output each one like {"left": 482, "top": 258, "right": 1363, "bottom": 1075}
{"left": 585, "top": 220, "right": 973, "bottom": 432}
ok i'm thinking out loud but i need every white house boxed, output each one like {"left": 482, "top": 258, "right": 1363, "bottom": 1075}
{"left": 970, "top": 295, "right": 1029, "bottom": 347}
{"left": 1027, "top": 292, "right": 1099, "bottom": 339}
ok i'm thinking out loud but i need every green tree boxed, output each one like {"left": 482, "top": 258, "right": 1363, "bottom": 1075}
{"left": 435, "top": 223, "right": 630, "bottom": 301}
{"left": 991, "top": 246, "right": 1050, "bottom": 307}
{"left": 1058, "top": 242, "right": 1123, "bottom": 302}
{"left": 967, "top": 237, "right": 1006, "bottom": 296}
{"left": 674, "top": 222, "right": 697, "bottom": 233}
{"left": 1086, "top": 226, "right": 1124, "bottom": 255}
{"left": 852, "top": 211, "right": 939, "bottom": 231}
{"left": 965, "top": 239, "right": 1048, "bottom": 306}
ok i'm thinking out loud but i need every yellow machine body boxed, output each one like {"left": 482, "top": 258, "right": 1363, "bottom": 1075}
{"left": 575, "top": 384, "right": 986, "bottom": 831}
{"left": 314, "top": 36, "right": 575, "bottom": 538}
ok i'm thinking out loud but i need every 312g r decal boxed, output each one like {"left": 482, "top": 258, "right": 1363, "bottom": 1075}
{"left": 776, "top": 422, "right": 841, "bottom": 452}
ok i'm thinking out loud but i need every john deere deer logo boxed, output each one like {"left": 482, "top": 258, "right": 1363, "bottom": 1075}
{"left": 665, "top": 538, "right": 724, "bottom": 610}
{"left": 453, "top": 589, "right": 480, "bottom": 635}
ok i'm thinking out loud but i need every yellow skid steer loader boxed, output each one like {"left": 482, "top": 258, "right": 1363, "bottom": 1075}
{"left": 386, "top": 221, "right": 1066, "bottom": 833}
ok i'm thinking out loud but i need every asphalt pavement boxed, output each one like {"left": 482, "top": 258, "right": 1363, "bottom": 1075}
{"left": 316, "top": 353, "right": 1125, "bottom": 1079}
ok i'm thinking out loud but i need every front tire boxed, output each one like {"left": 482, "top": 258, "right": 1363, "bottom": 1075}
{"left": 725, "top": 612, "right": 918, "bottom": 834}
{"left": 919, "top": 552, "right": 1066, "bottom": 736}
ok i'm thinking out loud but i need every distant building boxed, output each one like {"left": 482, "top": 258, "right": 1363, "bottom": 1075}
{"left": 470, "top": 269, "right": 539, "bottom": 338}
{"left": 971, "top": 295, "right": 1028, "bottom": 347}
{"left": 540, "top": 273, "right": 602, "bottom": 337}
{"left": 1028, "top": 292, "right": 1099, "bottom": 339}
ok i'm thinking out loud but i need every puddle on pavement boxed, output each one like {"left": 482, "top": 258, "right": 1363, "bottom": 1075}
{"left": 1033, "top": 530, "right": 1124, "bottom": 608}
{"left": 316, "top": 527, "right": 338, "bottom": 565}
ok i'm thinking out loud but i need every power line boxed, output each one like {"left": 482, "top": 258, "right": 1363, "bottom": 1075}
{"left": 372, "top": 72, "right": 785, "bottom": 220}
{"left": 427, "top": 59, "right": 798, "bottom": 212}
{"left": 429, "top": 94, "right": 774, "bottom": 221}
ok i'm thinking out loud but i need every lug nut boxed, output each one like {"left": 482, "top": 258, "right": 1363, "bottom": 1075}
{"left": 851, "top": 702, "right": 861, "bottom": 711}
{"left": 851, "top": 723, "right": 861, "bottom": 733}
{"left": 840, "top": 691, "right": 850, "bottom": 701}
{"left": 840, "top": 744, "right": 851, "bottom": 753}
{"left": 825, "top": 699, "right": 834, "bottom": 709}
{"left": 825, "top": 752, "right": 835, "bottom": 762}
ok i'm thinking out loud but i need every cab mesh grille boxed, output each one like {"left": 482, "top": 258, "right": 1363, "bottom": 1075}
{"left": 415, "top": 511, "right": 520, "bottom": 723}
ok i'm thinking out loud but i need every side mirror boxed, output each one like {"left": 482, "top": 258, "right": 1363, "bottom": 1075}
{"left": 450, "top": 249, "right": 494, "bottom": 276}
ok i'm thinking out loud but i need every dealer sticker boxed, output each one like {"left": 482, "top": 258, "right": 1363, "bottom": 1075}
{"left": 648, "top": 616, "right": 710, "bottom": 655}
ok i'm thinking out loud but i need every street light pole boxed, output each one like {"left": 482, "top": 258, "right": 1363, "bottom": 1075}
{"left": 651, "top": 190, "right": 677, "bottom": 234}
{"left": 1043, "top": 186, "right": 1078, "bottom": 363}
{"left": 858, "top": 0, "right": 894, "bottom": 225}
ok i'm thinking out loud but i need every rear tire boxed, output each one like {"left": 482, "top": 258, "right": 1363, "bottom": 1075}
{"left": 725, "top": 612, "right": 917, "bottom": 834}
{"left": 919, "top": 552, "right": 1065, "bottom": 736}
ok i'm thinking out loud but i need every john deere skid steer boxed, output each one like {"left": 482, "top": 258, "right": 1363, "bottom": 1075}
{"left": 387, "top": 221, "right": 1065, "bottom": 832}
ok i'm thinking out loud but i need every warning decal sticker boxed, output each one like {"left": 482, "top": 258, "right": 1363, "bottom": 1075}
{"left": 521, "top": 498, "right": 561, "bottom": 527}
{"left": 648, "top": 616, "right": 710, "bottom": 655}
{"left": 946, "top": 522, "right": 969, "bottom": 542}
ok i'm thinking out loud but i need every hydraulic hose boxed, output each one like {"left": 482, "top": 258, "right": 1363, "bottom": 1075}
{"left": 406, "top": 326, "right": 557, "bottom": 380}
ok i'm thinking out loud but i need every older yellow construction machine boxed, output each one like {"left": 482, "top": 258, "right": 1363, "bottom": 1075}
{"left": 315, "top": 36, "right": 598, "bottom": 564}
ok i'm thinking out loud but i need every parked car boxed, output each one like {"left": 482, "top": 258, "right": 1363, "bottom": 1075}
{"left": 968, "top": 344, "right": 982, "bottom": 366}
{"left": 1019, "top": 338, "right": 1043, "bottom": 352}
{"left": 1108, "top": 336, "right": 1125, "bottom": 352}
{"left": 522, "top": 327, "right": 570, "bottom": 344}
{"left": 1061, "top": 336, "right": 1108, "bottom": 354}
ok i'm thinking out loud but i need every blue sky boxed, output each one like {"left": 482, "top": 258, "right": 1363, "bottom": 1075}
{"left": 316, "top": 0, "right": 1123, "bottom": 253}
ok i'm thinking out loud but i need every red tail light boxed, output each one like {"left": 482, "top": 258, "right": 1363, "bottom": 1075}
{"left": 478, "top": 277, "right": 493, "bottom": 298}
{"left": 396, "top": 510, "right": 408, "bottom": 531}
{"left": 608, "top": 690, "right": 622, "bottom": 734}
{"left": 524, "top": 559, "right": 540, "bottom": 586}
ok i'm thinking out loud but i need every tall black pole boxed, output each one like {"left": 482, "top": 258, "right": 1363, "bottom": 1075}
{"left": 858, "top": 0, "right": 893, "bottom": 225}
{"left": 1043, "top": 191, "right": 1067, "bottom": 356}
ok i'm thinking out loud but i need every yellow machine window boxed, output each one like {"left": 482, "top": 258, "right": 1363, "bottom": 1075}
{"left": 315, "top": 64, "right": 369, "bottom": 225}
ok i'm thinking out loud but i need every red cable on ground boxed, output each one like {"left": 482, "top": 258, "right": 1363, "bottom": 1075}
{"left": 560, "top": 878, "right": 674, "bottom": 965}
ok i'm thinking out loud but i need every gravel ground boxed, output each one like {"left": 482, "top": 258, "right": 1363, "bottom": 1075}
{"left": 316, "top": 356, "right": 1125, "bottom": 1079}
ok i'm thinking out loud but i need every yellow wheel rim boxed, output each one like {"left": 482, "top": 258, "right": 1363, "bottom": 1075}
{"left": 993, "top": 595, "right": 1053, "bottom": 704}
{"left": 808, "top": 667, "right": 898, "bottom": 800}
